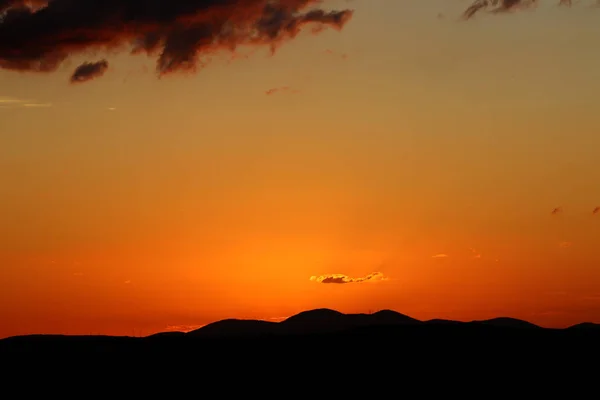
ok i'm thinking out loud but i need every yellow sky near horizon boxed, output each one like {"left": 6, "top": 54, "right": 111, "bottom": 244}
{"left": 1, "top": 0, "right": 600, "bottom": 338}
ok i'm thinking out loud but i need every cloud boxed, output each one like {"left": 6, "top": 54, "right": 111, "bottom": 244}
{"left": 0, "top": 0, "right": 354, "bottom": 83}
{"left": 0, "top": 0, "right": 46, "bottom": 14}
{"left": 265, "top": 86, "right": 299, "bottom": 95}
{"left": 462, "top": 0, "right": 578, "bottom": 20}
{"left": 0, "top": 95, "right": 51, "bottom": 108}
{"left": 310, "top": 272, "right": 387, "bottom": 284}
{"left": 468, "top": 248, "right": 482, "bottom": 259}
{"left": 432, "top": 253, "right": 449, "bottom": 258}
{"left": 551, "top": 206, "right": 563, "bottom": 215}
{"left": 593, "top": 206, "right": 600, "bottom": 215}
{"left": 558, "top": 241, "right": 572, "bottom": 248}
{"left": 324, "top": 48, "right": 347, "bottom": 60}
{"left": 0, "top": 95, "right": 24, "bottom": 104}
{"left": 70, "top": 60, "right": 109, "bottom": 84}
{"left": 260, "top": 316, "right": 288, "bottom": 322}
{"left": 163, "top": 324, "right": 204, "bottom": 332}
{"left": 22, "top": 101, "right": 51, "bottom": 107}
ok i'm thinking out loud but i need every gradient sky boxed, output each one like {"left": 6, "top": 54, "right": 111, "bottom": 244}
{"left": 1, "top": 0, "right": 600, "bottom": 338}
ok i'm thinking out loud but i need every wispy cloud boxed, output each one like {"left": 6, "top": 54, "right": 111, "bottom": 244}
{"left": 0, "top": 96, "right": 51, "bottom": 108}
{"left": 265, "top": 86, "right": 300, "bottom": 96}
{"left": 558, "top": 241, "right": 572, "bottom": 248}
{"left": 324, "top": 48, "right": 348, "bottom": 60}
{"left": 593, "top": 206, "right": 600, "bottom": 215}
{"left": 163, "top": 324, "right": 204, "bottom": 333}
{"left": 310, "top": 272, "right": 387, "bottom": 284}
{"left": 260, "top": 316, "right": 289, "bottom": 322}
{"left": 22, "top": 102, "right": 52, "bottom": 107}
{"left": 0, "top": 96, "right": 25, "bottom": 104}
{"left": 469, "top": 248, "right": 482, "bottom": 259}
{"left": 432, "top": 253, "right": 449, "bottom": 259}
{"left": 462, "top": 0, "right": 558, "bottom": 20}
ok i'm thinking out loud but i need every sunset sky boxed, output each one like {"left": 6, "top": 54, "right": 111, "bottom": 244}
{"left": 1, "top": 0, "right": 600, "bottom": 338}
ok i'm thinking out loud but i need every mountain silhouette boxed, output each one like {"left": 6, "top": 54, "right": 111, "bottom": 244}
{"left": 425, "top": 318, "right": 466, "bottom": 325}
{"left": 3, "top": 309, "right": 597, "bottom": 343}
{"left": 187, "top": 319, "right": 278, "bottom": 337}
{"left": 188, "top": 308, "right": 423, "bottom": 336}
{"left": 2, "top": 307, "right": 599, "bottom": 386}
{"left": 472, "top": 317, "right": 541, "bottom": 329}
{"left": 567, "top": 322, "right": 600, "bottom": 330}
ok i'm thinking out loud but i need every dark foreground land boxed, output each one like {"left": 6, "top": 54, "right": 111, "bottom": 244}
{"left": 2, "top": 309, "right": 599, "bottom": 390}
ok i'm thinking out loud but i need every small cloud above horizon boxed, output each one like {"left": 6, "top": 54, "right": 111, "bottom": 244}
{"left": 310, "top": 271, "right": 387, "bottom": 284}
{"left": 593, "top": 206, "right": 600, "bottom": 215}
{"left": 163, "top": 324, "right": 205, "bottom": 333}
{"left": 558, "top": 241, "right": 573, "bottom": 248}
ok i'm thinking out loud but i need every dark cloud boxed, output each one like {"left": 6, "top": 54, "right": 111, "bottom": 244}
{"left": 461, "top": 0, "right": 582, "bottom": 19}
{"left": 551, "top": 206, "right": 563, "bottom": 215}
{"left": 310, "top": 272, "right": 387, "bottom": 284}
{"left": 593, "top": 206, "right": 600, "bottom": 215}
{"left": 0, "top": 0, "right": 46, "bottom": 14}
{"left": 0, "top": 0, "right": 353, "bottom": 82}
{"left": 70, "top": 60, "right": 108, "bottom": 83}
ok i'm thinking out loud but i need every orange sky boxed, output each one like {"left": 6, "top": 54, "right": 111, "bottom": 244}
{"left": 1, "top": 0, "right": 600, "bottom": 338}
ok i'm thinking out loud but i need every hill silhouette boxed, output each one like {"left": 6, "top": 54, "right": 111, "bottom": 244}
{"left": 187, "top": 318, "right": 279, "bottom": 337}
{"left": 4, "top": 308, "right": 597, "bottom": 343}
{"left": 471, "top": 317, "right": 541, "bottom": 329}
{"left": 187, "top": 308, "right": 425, "bottom": 336}
{"left": 2, "top": 308, "right": 599, "bottom": 383}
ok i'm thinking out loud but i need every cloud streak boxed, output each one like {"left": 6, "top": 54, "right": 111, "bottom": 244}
{"left": 462, "top": 0, "right": 587, "bottom": 19}
{"left": 0, "top": 95, "right": 51, "bottom": 108}
{"left": 163, "top": 324, "right": 204, "bottom": 332}
{"left": 432, "top": 253, "right": 449, "bottom": 258}
{"left": 0, "top": 0, "right": 353, "bottom": 83}
{"left": 265, "top": 86, "right": 299, "bottom": 95}
{"left": 310, "top": 272, "right": 387, "bottom": 284}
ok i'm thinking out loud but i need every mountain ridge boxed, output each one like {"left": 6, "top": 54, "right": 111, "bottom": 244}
{"left": 182, "top": 308, "right": 590, "bottom": 337}
{"left": 2, "top": 308, "right": 599, "bottom": 341}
